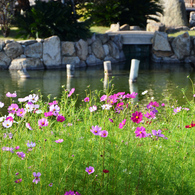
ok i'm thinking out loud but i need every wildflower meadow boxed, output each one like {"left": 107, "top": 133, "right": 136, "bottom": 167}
{"left": 1, "top": 77, "right": 195, "bottom": 195}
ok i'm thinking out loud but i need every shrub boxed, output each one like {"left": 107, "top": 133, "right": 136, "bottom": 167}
{"left": 14, "top": 0, "right": 91, "bottom": 41}
{"left": 78, "top": 0, "right": 163, "bottom": 28}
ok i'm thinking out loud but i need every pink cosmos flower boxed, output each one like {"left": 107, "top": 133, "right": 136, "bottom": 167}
{"left": 174, "top": 106, "right": 182, "bottom": 114}
{"left": 2, "top": 147, "right": 14, "bottom": 153}
{"left": 38, "top": 118, "right": 49, "bottom": 127}
{"left": 90, "top": 125, "right": 102, "bottom": 135}
{"left": 125, "top": 92, "right": 138, "bottom": 99}
{"left": 26, "top": 123, "right": 33, "bottom": 130}
{"left": 0, "top": 102, "right": 4, "bottom": 108}
{"left": 15, "top": 172, "right": 19, "bottom": 175}
{"left": 100, "top": 95, "right": 107, "bottom": 102}
{"left": 144, "top": 111, "right": 156, "bottom": 119}
{"left": 8, "top": 104, "right": 19, "bottom": 114}
{"left": 131, "top": 111, "right": 143, "bottom": 124}
{"left": 6, "top": 92, "right": 17, "bottom": 98}
{"left": 48, "top": 183, "right": 53, "bottom": 187}
{"left": 119, "top": 119, "right": 126, "bottom": 129}
{"left": 89, "top": 105, "right": 97, "bottom": 112}
{"left": 55, "top": 139, "right": 64, "bottom": 143}
{"left": 44, "top": 111, "right": 53, "bottom": 117}
{"left": 161, "top": 103, "right": 165, "bottom": 107}
{"left": 33, "top": 172, "right": 41, "bottom": 184}
{"left": 100, "top": 130, "right": 108, "bottom": 137}
{"left": 16, "top": 108, "right": 26, "bottom": 117}
{"left": 134, "top": 126, "right": 147, "bottom": 138}
{"left": 57, "top": 115, "right": 65, "bottom": 122}
{"left": 85, "top": 166, "right": 95, "bottom": 175}
{"left": 18, "top": 96, "right": 29, "bottom": 102}
{"left": 148, "top": 101, "right": 159, "bottom": 108}
{"left": 48, "top": 101, "right": 58, "bottom": 106}
{"left": 16, "top": 152, "right": 25, "bottom": 159}
{"left": 84, "top": 97, "right": 90, "bottom": 102}
{"left": 68, "top": 88, "right": 75, "bottom": 97}
{"left": 15, "top": 178, "right": 22, "bottom": 183}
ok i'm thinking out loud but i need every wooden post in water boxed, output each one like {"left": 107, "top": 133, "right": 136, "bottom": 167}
{"left": 104, "top": 61, "right": 112, "bottom": 76}
{"left": 66, "top": 64, "right": 75, "bottom": 78}
{"left": 129, "top": 59, "right": 140, "bottom": 83}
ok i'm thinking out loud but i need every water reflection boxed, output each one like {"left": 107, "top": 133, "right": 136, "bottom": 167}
{"left": 0, "top": 61, "right": 194, "bottom": 115}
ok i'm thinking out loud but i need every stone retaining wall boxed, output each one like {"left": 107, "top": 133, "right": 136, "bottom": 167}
{"left": 0, "top": 34, "right": 125, "bottom": 70}
{"left": 151, "top": 31, "right": 195, "bottom": 63}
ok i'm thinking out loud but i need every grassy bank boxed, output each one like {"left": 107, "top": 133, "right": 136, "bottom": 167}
{"left": 0, "top": 26, "right": 110, "bottom": 41}
{"left": 1, "top": 77, "right": 195, "bottom": 194}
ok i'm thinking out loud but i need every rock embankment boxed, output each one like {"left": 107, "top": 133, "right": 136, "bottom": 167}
{"left": 0, "top": 34, "right": 125, "bottom": 70}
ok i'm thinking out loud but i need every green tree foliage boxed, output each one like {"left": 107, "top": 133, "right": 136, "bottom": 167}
{"left": 15, "top": 0, "right": 91, "bottom": 41}
{"left": 77, "top": 0, "right": 163, "bottom": 27}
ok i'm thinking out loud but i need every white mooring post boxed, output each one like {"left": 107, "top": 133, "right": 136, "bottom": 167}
{"left": 129, "top": 59, "right": 140, "bottom": 83}
{"left": 103, "top": 61, "right": 112, "bottom": 76}
{"left": 66, "top": 64, "right": 75, "bottom": 78}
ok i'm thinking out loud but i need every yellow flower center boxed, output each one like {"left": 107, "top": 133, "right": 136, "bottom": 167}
{"left": 136, "top": 116, "right": 138, "bottom": 119}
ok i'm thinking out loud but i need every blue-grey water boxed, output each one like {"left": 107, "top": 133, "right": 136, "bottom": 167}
{"left": 0, "top": 60, "right": 194, "bottom": 115}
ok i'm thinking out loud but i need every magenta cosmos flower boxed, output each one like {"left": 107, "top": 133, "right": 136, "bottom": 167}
{"left": 38, "top": 118, "right": 49, "bottom": 127}
{"left": 85, "top": 166, "right": 95, "bottom": 175}
{"left": 57, "top": 115, "right": 65, "bottom": 122}
{"left": 44, "top": 111, "right": 53, "bottom": 117}
{"left": 84, "top": 97, "right": 90, "bottom": 102}
{"left": 119, "top": 119, "right": 126, "bottom": 129}
{"left": 55, "top": 139, "right": 64, "bottom": 143}
{"left": 131, "top": 111, "right": 143, "bottom": 123}
{"left": 68, "top": 88, "right": 75, "bottom": 97}
{"left": 135, "top": 126, "right": 147, "bottom": 138}
{"left": 90, "top": 125, "right": 102, "bottom": 135}
{"left": 100, "top": 130, "right": 108, "bottom": 137}
{"left": 64, "top": 191, "right": 75, "bottom": 195}
{"left": 6, "top": 92, "right": 17, "bottom": 98}
{"left": 15, "top": 178, "right": 22, "bottom": 183}
{"left": 33, "top": 172, "right": 41, "bottom": 184}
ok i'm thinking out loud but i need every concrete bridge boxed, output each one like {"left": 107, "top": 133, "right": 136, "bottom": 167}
{"left": 107, "top": 31, "right": 154, "bottom": 45}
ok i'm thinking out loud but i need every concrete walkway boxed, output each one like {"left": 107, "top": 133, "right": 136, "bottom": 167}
{"left": 107, "top": 31, "right": 154, "bottom": 45}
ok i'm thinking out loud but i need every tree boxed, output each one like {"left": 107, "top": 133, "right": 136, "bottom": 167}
{"left": 0, "top": 0, "right": 17, "bottom": 37}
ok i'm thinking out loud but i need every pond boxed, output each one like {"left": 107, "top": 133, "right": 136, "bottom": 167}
{"left": 0, "top": 58, "right": 194, "bottom": 115}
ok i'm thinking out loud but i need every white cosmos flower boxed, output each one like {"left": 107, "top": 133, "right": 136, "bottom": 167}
{"left": 101, "top": 104, "right": 112, "bottom": 110}
{"left": 0, "top": 102, "right": 4, "bottom": 108}
{"left": 142, "top": 90, "right": 148, "bottom": 95}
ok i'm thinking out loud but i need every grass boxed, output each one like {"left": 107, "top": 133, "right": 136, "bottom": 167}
{"left": 168, "top": 30, "right": 195, "bottom": 37}
{"left": 1, "top": 77, "right": 195, "bottom": 194}
{"left": 0, "top": 26, "right": 110, "bottom": 41}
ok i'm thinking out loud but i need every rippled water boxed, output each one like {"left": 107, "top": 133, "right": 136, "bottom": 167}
{"left": 0, "top": 60, "right": 194, "bottom": 114}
